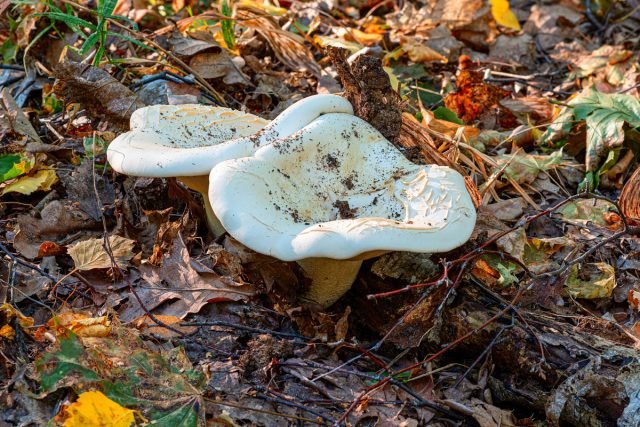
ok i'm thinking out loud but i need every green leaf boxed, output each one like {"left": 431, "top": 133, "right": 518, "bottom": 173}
{"left": 99, "top": 0, "right": 118, "bottom": 17}
{"left": 1, "top": 38, "right": 17, "bottom": 63}
{"left": 37, "top": 12, "right": 96, "bottom": 30}
{"left": 0, "top": 154, "right": 34, "bottom": 183}
{"left": 433, "top": 106, "right": 463, "bottom": 124}
{"left": 37, "top": 331, "right": 99, "bottom": 392}
{"left": 107, "top": 32, "right": 151, "bottom": 50}
{"left": 220, "top": 0, "right": 235, "bottom": 49}
{"left": 80, "top": 32, "right": 99, "bottom": 55}
{"left": 151, "top": 401, "right": 199, "bottom": 427}
{"left": 543, "top": 89, "right": 640, "bottom": 177}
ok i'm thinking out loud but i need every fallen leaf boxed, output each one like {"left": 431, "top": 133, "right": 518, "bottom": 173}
{"left": 400, "top": 36, "right": 447, "bottom": 63}
{"left": 628, "top": 290, "right": 640, "bottom": 311}
{"left": 564, "top": 263, "right": 616, "bottom": 299}
{"left": 119, "top": 233, "right": 253, "bottom": 321}
{"left": 489, "top": 0, "right": 520, "bottom": 30}
{"left": 37, "top": 241, "right": 67, "bottom": 258}
{"left": 571, "top": 89, "right": 640, "bottom": 172}
{"left": 48, "top": 312, "right": 112, "bottom": 338}
{"left": 1, "top": 169, "right": 58, "bottom": 195}
{"left": 14, "top": 200, "right": 98, "bottom": 260}
{"left": 0, "top": 324, "right": 14, "bottom": 340}
{"left": 0, "top": 153, "right": 34, "bottom": 183}
{"left": 522, "top": 4, "right": 582, "bottom": 50}
{"left": 0, "top": 303, "right": 35, "bottom": 325}
{"left": 495, "top": 150, "right": 563, "bottom": 185}
{"left": 59, "top": 390, "right": 138, "bottom": 427}
{"left": 53, "top": 61, "right": 146, "bottom": 130}
{"left": 334, "top": 27, "right": 383, "bottom": 46}
{"left": 60, "top": 161, "right": 114, "bottom": 221}
{"left": 557, "top": 198, "right": 616, "bottom": 227}
{"left": 444, "top": 69, "right": 515, "bottom": 128}
{"left": 620, "top": 167, "right": 640, "bottom": 221}
{"left": 67, "top": 235, "right": 135, "bottom": 271}
{"left": 1, "top": 87, "right": 42, "bottom": 144}
{"left": 189, "top": 51, "right": 249, "bottom": 84}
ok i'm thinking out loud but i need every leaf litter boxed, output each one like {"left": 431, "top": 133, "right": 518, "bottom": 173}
{"left": 1, "top": 0, "right": 640, "bottom": 426}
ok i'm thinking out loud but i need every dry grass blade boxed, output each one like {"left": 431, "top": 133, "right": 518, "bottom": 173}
{"left": 237, "top": 8, "right": 321, "bottom": 77}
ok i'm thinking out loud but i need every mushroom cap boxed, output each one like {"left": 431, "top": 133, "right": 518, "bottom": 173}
{"left": 107, "top": 104, "right": 268, "bottom": 177}
{"left": 208, "top": 113, "right": 477, "bottom": 261}
{"left": 107, "top": 95, "right": 354, "bottom": 178}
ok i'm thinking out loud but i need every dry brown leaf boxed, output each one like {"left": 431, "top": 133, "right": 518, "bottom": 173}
{"left": 444, "top": 69, "right": 516, "bottom": 128}
{"left": 400, "top": 36, "right": 447, "bottom": 63}
{"left": 14, "top": 200, "right": 99, "bottom": 260}
{"left": 238, "top": 9, "right": 321, "bottom": 77}
{"left": 119, "top": 233, "right": 254, "bottom": 321}
{"left": 0, "top": 88, "right": 42, "bottom": 144}
{"left": 620, "top": 167, "right": 640, "bottom": 222}
{"left": 68, "top": 235, "right": 135, "bottom": 271}
{"left": 53, "top": 61, "right": 145, "bottom": 130}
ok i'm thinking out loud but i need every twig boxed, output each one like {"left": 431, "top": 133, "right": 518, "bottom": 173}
{"left": 204, "top": 397, "right": 325, "bottom": 425}
{"left": 258, "top": 387, "right": 336, "bottom": 423}
{"left": 181, "top": 321, "right": 306, "bottom": 339}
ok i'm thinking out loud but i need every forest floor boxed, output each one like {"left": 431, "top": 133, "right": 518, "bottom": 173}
{"left": 1, "top": 0, "right": 640, "bottom": 425}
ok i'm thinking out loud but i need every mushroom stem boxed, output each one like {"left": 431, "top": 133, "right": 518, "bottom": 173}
{"left": 297, "top": 258, "right": 363, "bottom": 308}
{"left": 178, "top": 176, "right": 226, "bottom": 237}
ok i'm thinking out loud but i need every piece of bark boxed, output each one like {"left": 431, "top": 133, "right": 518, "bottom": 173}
{"left": 327, "top": 46, "right": 402, "bottom": 143}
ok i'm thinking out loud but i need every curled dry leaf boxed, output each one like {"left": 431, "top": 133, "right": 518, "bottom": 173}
{"left": 53, "top": 61, "right": 146, "bottom": 130}
{"left": 67, "top": 235, "right": 135, "bottom": 271}
{"left": 620, "top": 167, "right": 640, "bottom": 221}
{"left": 47, "top": 311, "right": 112, "bottom": 338}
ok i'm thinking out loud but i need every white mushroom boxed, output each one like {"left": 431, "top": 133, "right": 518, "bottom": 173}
{"left": 208, "top": 113, "right": 477, "bottom": 307}
{"left": 107, "top": 95, "right": 354, "bottom": 235}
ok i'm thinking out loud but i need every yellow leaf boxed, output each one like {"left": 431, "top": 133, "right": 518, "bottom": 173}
{"left": 489, "top": 0, "right": 521, "bottom": 31}
{"left": 48, "top": 312, "right": 112, "bottom": 338}
{"left": 0, "top": 303, "right": 35, "bottom": 329}
{"left": 61, "top": 391, "right": 138, "bottom": 427}
{"left": 237, "top": 0, "right": 286, "bottom": 15}
{"left": 0, "top": 325, "right": 15, "bottom": 340}
{"left": 1, "top": 169, "right": 58, "bottom": 195}
{"left": 334, "top": 28, "right": 383, "bottom": 46}
{"left": 67, "top": 235, "right": 135, "bottom": 271}
{"left": 564, "top": 263, "right": 616, "bottom": 299}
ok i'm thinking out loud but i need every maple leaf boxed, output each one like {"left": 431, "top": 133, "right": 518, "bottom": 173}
{"left": 59, "top": 391, "right": 139, "bottom": 427}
